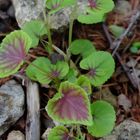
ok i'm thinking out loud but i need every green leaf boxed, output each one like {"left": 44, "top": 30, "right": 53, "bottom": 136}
{"left": 26, "top": 57, "right": 51, "bottom": 82}
{"left": 76, "top": 75, "right": 92, "bottom": 94}
{"left": 46, "top": 81, "right": 92, "bottom": 125}
{"left": 87, "top": 100, "right": 116, "bottom": 137}
{"left": 65, "top": 68, "right": 78, "bottom": 83}
{"left": 77, "top": 12, "right": 105, "bottom": 24}
{"left": 80, "top": 51, "right": 115, "bottom": 86}
{"left": 77, "top": 0, "right": 114, "bottom": 24}
{"left": 46, "top": 0, "right": 76, "bottom": 14}
{"left": 69, "top": 39, "right": 96, "bottom": 58}
{"left": 109, "top": 25, "right": 125, "bottom": 37}
{"left": 48, "top": 126, "right": 70, "bottom": 140}
{"left": 130, "top": 42, "right": 140, "bottom": 54}
{"left": 0, "top": 30, "right": 32, "bottom": 78}
{"left": 22, "top": 20, "right": 47, "bottom": 47}
{"left": 26, "top": 57, "right": 69, "bottom": 84}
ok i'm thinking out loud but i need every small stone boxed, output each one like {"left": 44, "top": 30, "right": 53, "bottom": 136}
{"left": 7, "top": 130, "right": 25, "bottom": 140}
{"left": 0, "top": 80, "right": 24, "bottom": 136}
{"left": 100, "top": 120, "right": 140, "bottom": 140}
{"left": 42, "top": 128, "right": 52, "bottom": 140}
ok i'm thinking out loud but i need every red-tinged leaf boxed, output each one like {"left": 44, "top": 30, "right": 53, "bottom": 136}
{"left": 0, "top": 30, "right": 32, "bottom": 78}
{"left": 46, "top": 81, "right": 92, "bottom": 125}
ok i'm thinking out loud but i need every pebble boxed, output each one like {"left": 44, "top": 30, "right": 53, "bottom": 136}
{"left": 7, "top": 130, "right": 25, "bottom": 140}
{"left": 100, "top": 120, "right": 140, "bottom": 140}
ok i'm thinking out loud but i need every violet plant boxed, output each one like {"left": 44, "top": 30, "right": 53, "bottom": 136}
{"left": 0, "top": 0, "right": 116, "bottom": 139}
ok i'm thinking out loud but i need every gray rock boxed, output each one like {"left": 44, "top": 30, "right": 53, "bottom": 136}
{"left": 12, "top": 0, "right": 88, "bottom": 30}
{"left": 11, "top": 0, "right": 45, "bottom": 27}
{"left": 7, "top": 130, "right": 25, "bottom": 140}
{"left": 100, "top": 120, "right": 140, "bottom": 140}
{"left": 0, "top": 80, "right": 24, "bottom": 136}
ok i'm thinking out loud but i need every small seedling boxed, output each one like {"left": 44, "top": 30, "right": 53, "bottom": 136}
{"left": 0, "top": 0, "right": 116, "bottom": 139}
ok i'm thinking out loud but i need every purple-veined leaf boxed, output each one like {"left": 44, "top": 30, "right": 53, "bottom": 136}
{"left": 0, "top": 30, "right": 32, "bottom": 78}
{"left": 46, "top": 81, "right": 92, "bottom": 125}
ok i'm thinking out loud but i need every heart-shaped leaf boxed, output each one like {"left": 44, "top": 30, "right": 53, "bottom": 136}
{"left": 87, "top": 100, "right": 116, "bottom": 137}
{"left": 46, "top": 81, "right": 92, "bottom": 125}
{"left": 80, "top": 51, "right": 115, "bottom": 86}
{"left": 69, "top": 39, "right": 96, "bottom": 58}
{"left": 46, "top": 0, "right": 76, "bottom": 14}
{"left": 0, "top": 30, "right": 32, "bottom": 78}
{"left": 77, "top": 75, "right": 92, "bottom": 94}
{"left": 22, "top": 20, "right": 47, "bottom": 47}
{"left": 48, "top": 126, "right": 71, "bottom": 140}
{"left": 130, "top": 42, "right": 140, "bottom": 54}
{"left": 77, "top": 0, "right": 114, "bottom": 24}
{"left": 109, "top": 25, "right": 125, "bottom": 38}
{"left": 26, "top": 57, "right": 69, "bottom": 84}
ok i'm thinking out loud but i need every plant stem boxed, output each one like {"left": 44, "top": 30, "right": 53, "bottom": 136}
{"left": 43, "top": 9, "right": 53, "bottom": 54}
{"left": 28, "top": 53, "right": 37, "bottom": 59}
{"left": 67, "top": 3, "right": 78, "bottom": 60}
{"left": 68, "top": 19, "right": 74, "bottom": 47}
{"left": 77, "top": 125, "right": 84, "bottom": 140}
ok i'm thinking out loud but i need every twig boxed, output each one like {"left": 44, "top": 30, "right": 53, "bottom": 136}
{"left": 26, "top": 81, "right": 40, "bottom": 140}
{"left": 111, "top": 11, "right": 140, "bottom": 56}
{"left": 102, "top": 23, "right": 138, "bottom": 89}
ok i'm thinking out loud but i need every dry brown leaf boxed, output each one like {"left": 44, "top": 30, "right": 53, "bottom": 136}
{"left": 118, "top": 94, "right": 132, "bottom": 111}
